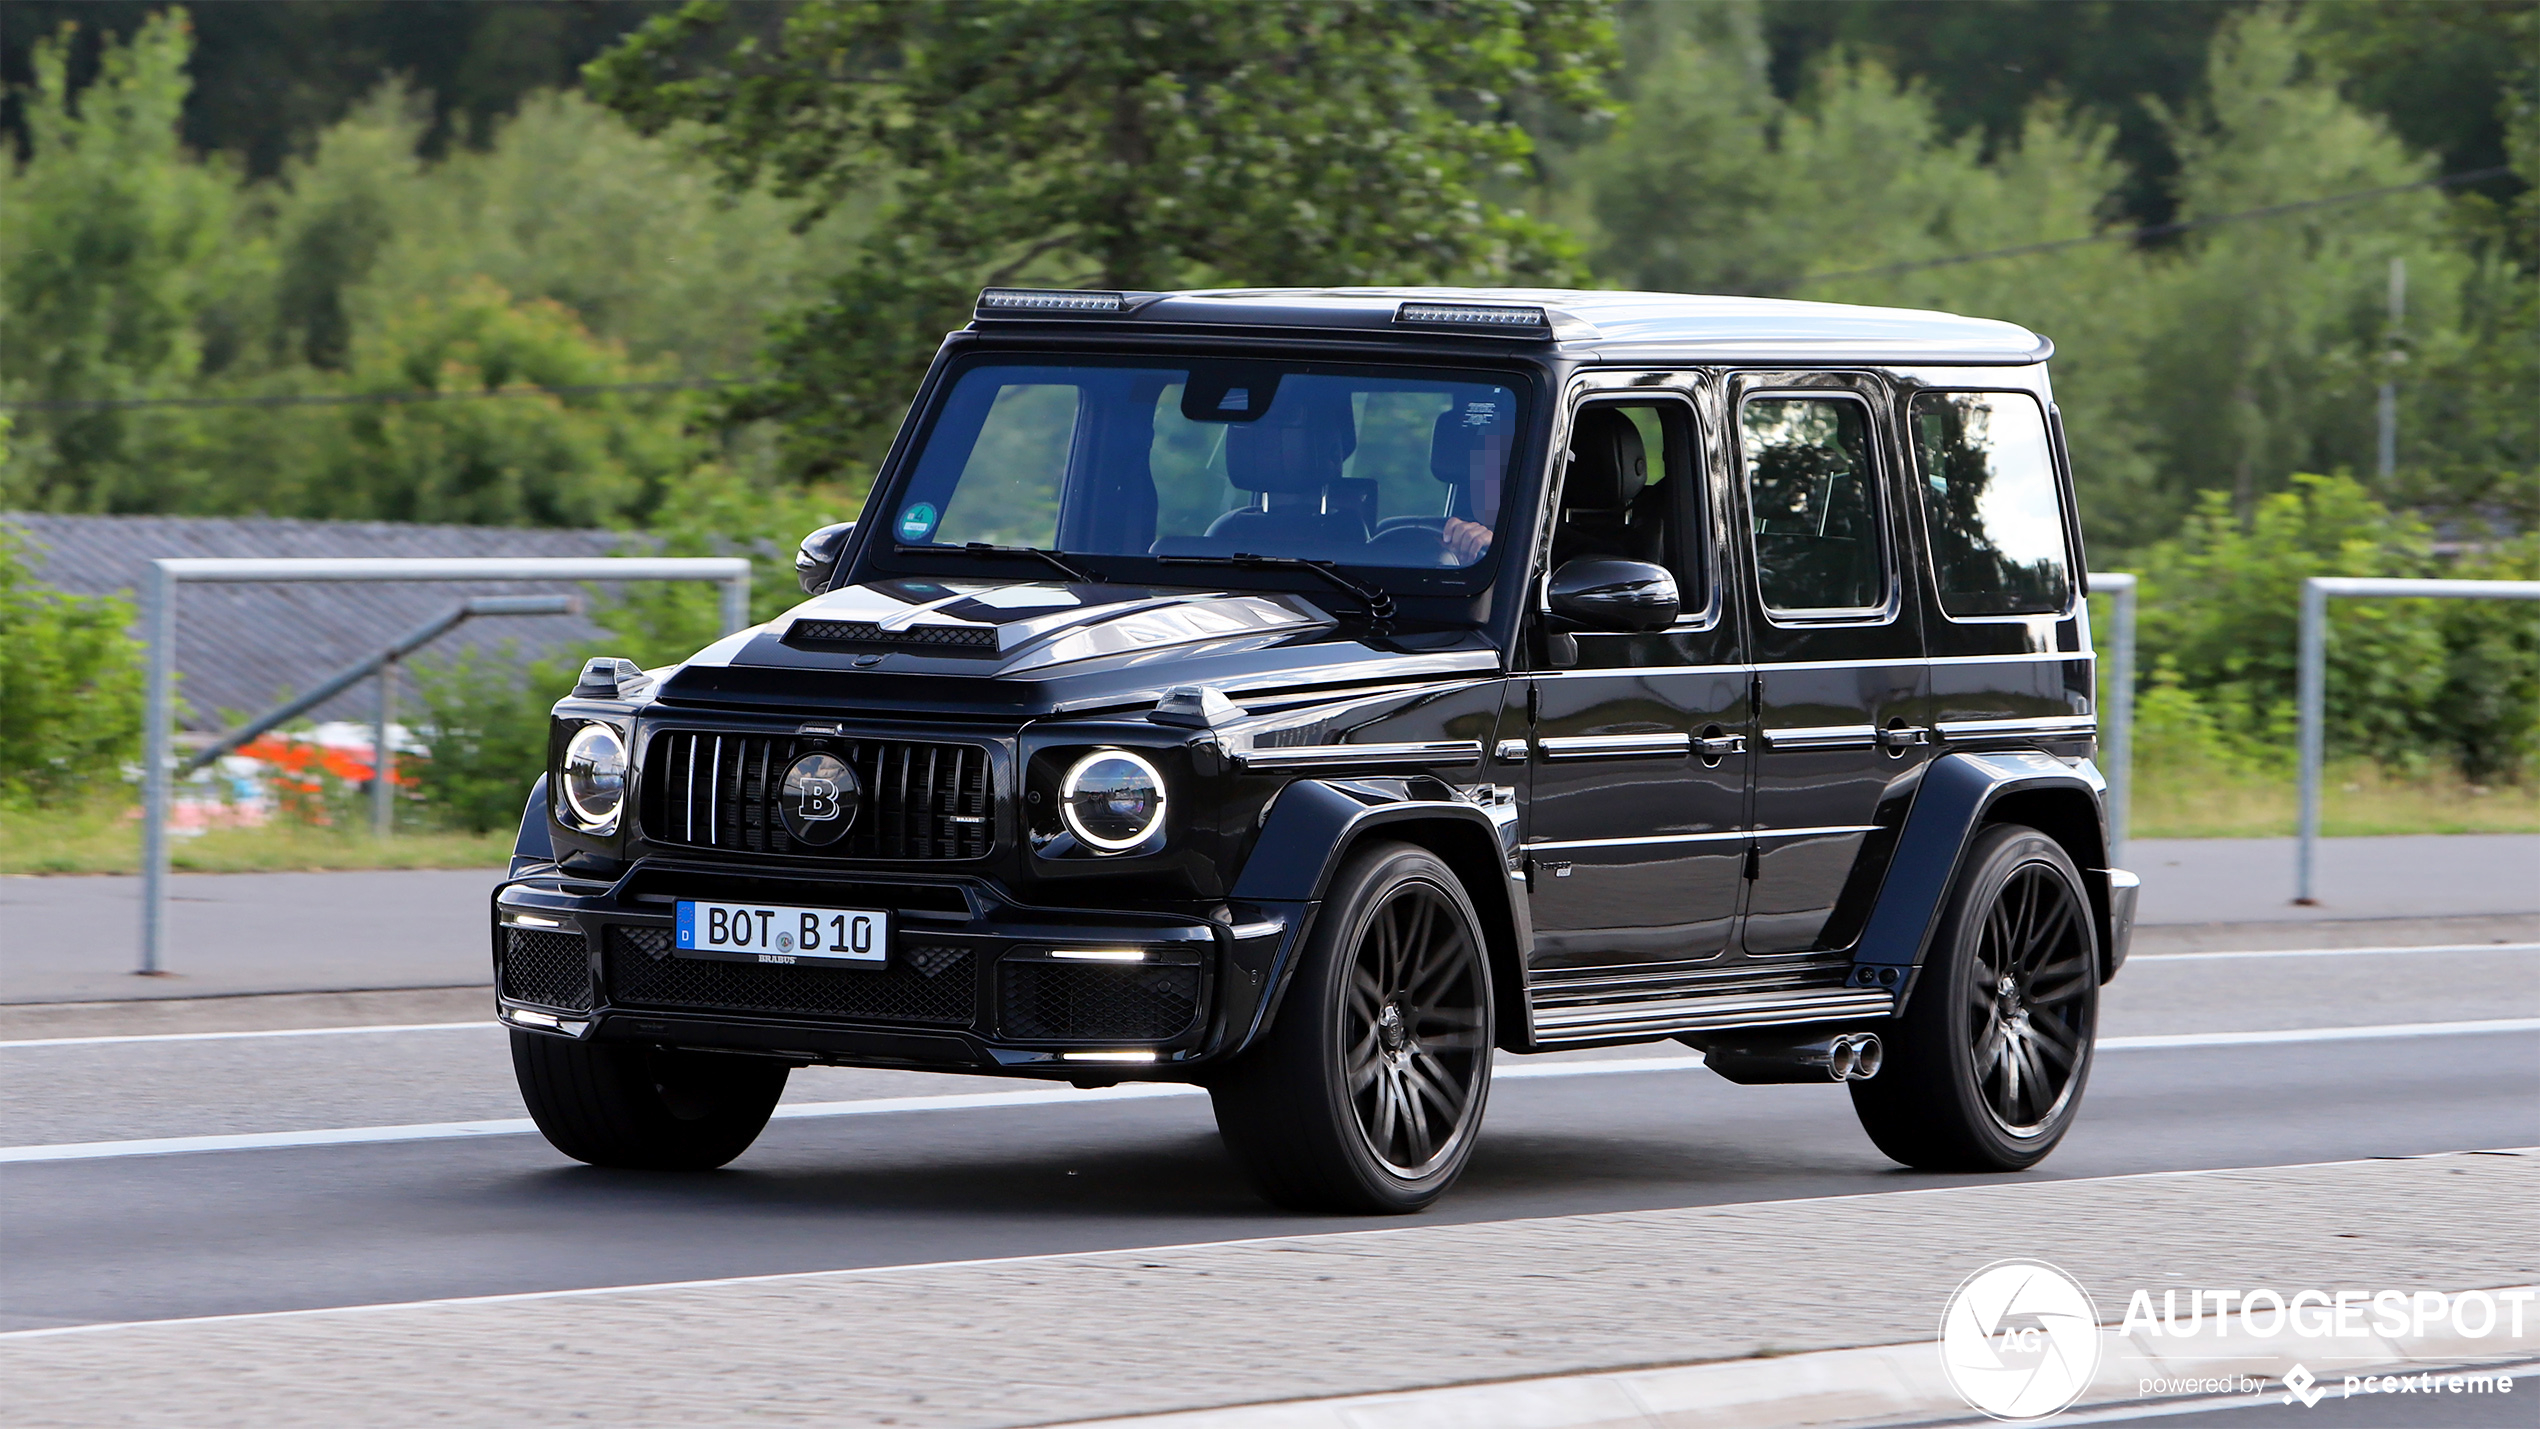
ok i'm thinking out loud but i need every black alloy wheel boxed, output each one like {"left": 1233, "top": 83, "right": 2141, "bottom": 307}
{"left": 1211, "top": 842, "right": 1495, "bottom": 1213}
{"left": 1850, "top": 823, "right": 2100, "bottom": 1172}
{"left": 511, "top": 1030, "right": 789, "bottom": 1171}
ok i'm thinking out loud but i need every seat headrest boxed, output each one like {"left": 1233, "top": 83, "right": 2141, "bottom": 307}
{"left": 1563, "top": 409, "right": 1647, "bottom": 513}
{"left": 1430, "top": 406, "right": 1515, "bottom": 486}
{"left": 1225, "top": 389, "right": 1356, "bottom": 493}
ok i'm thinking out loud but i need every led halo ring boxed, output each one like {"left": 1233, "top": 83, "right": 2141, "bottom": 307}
{"left": 1058, "top": 749, "right": 1168, "bottom": 853}
{"left": 559, "top": 722, "right": 629, "bottom": 833}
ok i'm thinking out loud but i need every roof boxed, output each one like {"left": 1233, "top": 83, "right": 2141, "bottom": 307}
{"left": 969, "top": 287, "right": 2053, "bottom": 365}
{"left": 4, "top": 514, "right": 631, "bottom": 732}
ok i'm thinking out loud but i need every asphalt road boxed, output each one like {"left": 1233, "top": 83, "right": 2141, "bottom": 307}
{"left": 3, "top": 943, "right": 2535, "bottom": 1334}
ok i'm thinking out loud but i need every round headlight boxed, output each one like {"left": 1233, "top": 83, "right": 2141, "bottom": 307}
{"left": 1059, "top": 750, "right": 1167, "bottom": 853}
{"left": 560, "top": 723, "right": 628, "bottom": 833}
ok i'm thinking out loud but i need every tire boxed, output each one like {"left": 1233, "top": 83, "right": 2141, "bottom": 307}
{"left": 1210, "top": 842, "right": 1495, "bottom": 1214}
{"left": 510, "top": 1029, "right": 789, "bottom": 1171}
{"left": 1850, "top": 823, "right": 2100, "bottom": 1172}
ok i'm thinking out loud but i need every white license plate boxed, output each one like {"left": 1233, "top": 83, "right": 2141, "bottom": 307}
{"left": 675, "top": 900, "right": 888, "bottom": 966}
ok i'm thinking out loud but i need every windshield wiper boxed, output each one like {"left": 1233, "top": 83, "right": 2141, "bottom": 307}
{"left": 899, "top": 541, "right": 1097, "bottom": 584}
{"left": 1157, "top": 552, "right": 1397, "bottom": 625}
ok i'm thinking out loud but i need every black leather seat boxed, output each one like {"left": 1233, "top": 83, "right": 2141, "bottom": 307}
{"left": 1201, "top": 392, "right": 1367, "bottom": 555}
{"left": 1552, "top": 409, "right": 1648, "bottom": 567}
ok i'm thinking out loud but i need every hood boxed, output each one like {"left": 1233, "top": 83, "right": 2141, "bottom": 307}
{"left": 657, "top": 578, "right": 1501, "bottom": 719}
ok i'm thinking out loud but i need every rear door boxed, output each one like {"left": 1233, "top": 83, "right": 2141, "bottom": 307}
{"left": 1730, "top": 374, "right": 1932, "bottom": 956}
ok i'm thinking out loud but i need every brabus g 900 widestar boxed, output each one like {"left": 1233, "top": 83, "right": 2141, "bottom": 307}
{"left": 495, "top": 287, "right": 2138, "bottom": 1213}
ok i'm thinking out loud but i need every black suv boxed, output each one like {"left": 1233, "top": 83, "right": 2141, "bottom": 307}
{"left": 496, "top": 287, "right": 2139, "bottom": 1212}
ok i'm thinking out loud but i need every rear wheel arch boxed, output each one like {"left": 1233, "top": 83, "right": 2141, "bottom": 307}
{"left": 1980, "top": 786, "right": 2115, "bottom": 983}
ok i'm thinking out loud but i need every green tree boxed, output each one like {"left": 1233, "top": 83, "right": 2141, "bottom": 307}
{"left": 587, "top": 0, "right": 1621, "bottom": 478}
{"left": 0, "top": 11, "right": 272, "bottom": 512}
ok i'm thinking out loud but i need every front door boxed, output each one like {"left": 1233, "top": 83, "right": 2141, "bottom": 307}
{"left": 1731, "top": 377, "right": 1932, "bottom": 955}
{"left": 1519, "top": 392, "right": 1752, "bottom": 1041}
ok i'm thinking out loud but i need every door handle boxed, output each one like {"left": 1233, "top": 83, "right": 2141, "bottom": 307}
{"left": 1692, "top": 733, "right": 1747, "bottom": 756}
{"left": 1877, "top": 725, "right": 1932, "bottom": 751}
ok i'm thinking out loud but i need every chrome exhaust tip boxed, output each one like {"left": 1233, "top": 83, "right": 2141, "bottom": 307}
{"left": 1848, "top": 1033, "right": 1883, "bottom": 1081}
{"left": 1827, "top": 1037, "right": 1859, "bottom": 1081}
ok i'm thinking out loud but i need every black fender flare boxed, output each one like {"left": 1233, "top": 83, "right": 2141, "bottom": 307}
{"left": 509, "top": 775, "right": 554, "bottom": 877}
{"left": 1848, "top": 750, "right": 2128, "bottom": 1000}
{"left": 1224, "top": 778, "right": 1529, "bottom": 1054}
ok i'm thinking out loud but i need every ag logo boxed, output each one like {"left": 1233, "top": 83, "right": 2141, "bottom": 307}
{"left": 1938, "top": 1259, "right": 2103, "bottom": 1420}
{"left": 780, "top": 753, "right": 859, "bottom": 845}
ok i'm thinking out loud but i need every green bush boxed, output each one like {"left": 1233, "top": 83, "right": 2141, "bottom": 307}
{"left": 0, "top": 524, "right": 147, "bottom": 807}
{"left": 406, "top": 644, "right": 589, "bottom": 835}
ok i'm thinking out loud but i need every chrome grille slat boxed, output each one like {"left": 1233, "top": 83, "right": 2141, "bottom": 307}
{"left": 642, "top": 729, "right": 992, "bottom": 861}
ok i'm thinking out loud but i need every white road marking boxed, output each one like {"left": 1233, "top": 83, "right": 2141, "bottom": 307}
{"left": 4, "top": 1018, "right": 2533, "bottom": 1166}
{"left": 0, "top": 1021, "right": 499, "bottom": 1049}
{"left": 4, "top": 1148, "right": 2528, "bottom": 1343}
{"left": 2129, "top": 942, "right": 2539, "bottom": 963}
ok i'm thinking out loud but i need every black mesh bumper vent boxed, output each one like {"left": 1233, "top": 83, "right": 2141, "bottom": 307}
{"left": 785, "top": 620, "right": 998, "bottom": 655}
{"left": 604, "top": 925, "right": 975, "bottom": 1026}
{"left": 998, "top": 959, "right": 1202, "bottom": 1042}
{"left": 641, "top": 731, "right": 992, "bottom": 860}
{"left": 502, "top": 928, "right": 592, "bottom": 1012}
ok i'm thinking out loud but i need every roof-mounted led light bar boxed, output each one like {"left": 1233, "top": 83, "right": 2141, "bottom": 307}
{"left": 1393, "top": 300, "right": 1551, "bottom": 334}
{"left": 976, "top": 288, "right": 1126, "bottom": 316}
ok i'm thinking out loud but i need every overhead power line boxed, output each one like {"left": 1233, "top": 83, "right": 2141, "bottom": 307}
{"left": 1781, "top": 166, "right": 2514, "bottom": 291}
{"left": 0, "top": 376, "right": 749, "bottom": 415}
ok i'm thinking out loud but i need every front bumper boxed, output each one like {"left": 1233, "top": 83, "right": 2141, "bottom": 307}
{"left": 490, "top": 862, "right": 1302, "bottom": 1078}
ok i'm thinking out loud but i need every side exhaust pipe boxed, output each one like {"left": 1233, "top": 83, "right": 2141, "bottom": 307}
{"left": 1692, "top": 1031, "right": 1884, "bottom": 1085}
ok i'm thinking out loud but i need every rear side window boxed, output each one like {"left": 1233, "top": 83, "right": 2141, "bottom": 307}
{"left": 1909, "top": 392, "right": 2071, "bottom": 617}
{"left": 1741, "top": 396, "right": 1883, "bottom": 616}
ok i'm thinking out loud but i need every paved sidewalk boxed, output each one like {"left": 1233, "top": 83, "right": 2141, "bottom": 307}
{"left": 3, "top": 1152, "right": 2531, "bottom": 1428}
{"left": 1, "top": 869, "right": 500, "bottom": 1003}
{"left": 3, "top": 835, "right": 2531, "bottom": 1004}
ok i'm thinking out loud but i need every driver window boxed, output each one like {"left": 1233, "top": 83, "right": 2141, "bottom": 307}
{"left": 1557, "top": 400, "right": 1704, "bottom": 601}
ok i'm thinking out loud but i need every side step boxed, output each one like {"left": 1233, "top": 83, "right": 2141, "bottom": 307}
{"left": 1525, "top": 953, "right": 1893, "bottom": 1046}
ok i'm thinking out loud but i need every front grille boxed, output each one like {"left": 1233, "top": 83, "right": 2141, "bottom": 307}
{"left": 998, "top": 959, "right": 1202, "bottom": 1042}
{"left": 502, "top": 928, "right": 593, "bottom": 1011}
{"left": 604, "top": 925, "right": 975, "bottom": 1025}
{"left": 641, "top": 731, "right": 992, "bottom": 860}
{"left": 786, "top": 620, "right": 998, "bottom": 655}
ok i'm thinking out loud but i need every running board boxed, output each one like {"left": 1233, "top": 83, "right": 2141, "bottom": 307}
{"left": 1527, "top": 987, "right": 1896, "bottom": 1046}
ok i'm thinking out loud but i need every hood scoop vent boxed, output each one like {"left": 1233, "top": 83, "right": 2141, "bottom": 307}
{"left": 785, "top": 619, "right": 1000, "bottom": 657}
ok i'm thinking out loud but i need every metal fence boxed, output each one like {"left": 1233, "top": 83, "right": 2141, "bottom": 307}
{"left": 138, "top": 556, "right": 753, "bottom": 975}
{"left": 2294, "top": 575, "right": 2540, "bottom": 904}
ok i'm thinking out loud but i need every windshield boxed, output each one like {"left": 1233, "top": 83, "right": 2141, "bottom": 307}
{"left": 879, "top": 357, "right": 1528, "bottom": 582}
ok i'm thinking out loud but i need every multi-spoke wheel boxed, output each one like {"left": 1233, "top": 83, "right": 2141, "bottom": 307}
{"left": 1850, "top": 823, "right": 2100, "bottom": 1172}
{"left": 1210, "top": 842, "right": 1495, "bottom": 1213}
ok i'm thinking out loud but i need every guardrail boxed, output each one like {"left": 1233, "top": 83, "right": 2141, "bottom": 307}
{"left": 138, "top": 556, "right": 754, "bottom": 976}
{"left": 2088, "top": 572, "right": 2137, "bottom": 863}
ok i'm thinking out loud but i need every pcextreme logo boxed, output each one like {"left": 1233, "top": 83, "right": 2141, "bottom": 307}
{"left": 1937, "top": 1259, "right": 2104, "bottom": 1420}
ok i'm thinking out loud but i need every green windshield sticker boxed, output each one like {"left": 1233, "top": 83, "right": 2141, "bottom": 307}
{"left": 896, "top": 503, "right": 940, "bottom": 543}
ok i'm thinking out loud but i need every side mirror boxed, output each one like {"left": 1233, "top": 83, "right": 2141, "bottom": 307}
{"left": 795, "top": 521, "right": 856, "bottom": 595}
{"left": 1547, "top": 557, "right": 1678, "bottom": 632}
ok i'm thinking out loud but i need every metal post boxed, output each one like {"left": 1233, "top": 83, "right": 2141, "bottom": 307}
{"left": 371, "top": 659, "right": 398, "bottom": 838}
{"left": 138, "top": 562, "right": 176, "bottom": 976}
{"left": 2088, "top": 572, "right": 2138, "bottom": 864}
{"left": 2294, "top": 580, "right": 2329, "bottom": 905}
{"left": 719, "top": 570, "right": 753, "bottom": 636}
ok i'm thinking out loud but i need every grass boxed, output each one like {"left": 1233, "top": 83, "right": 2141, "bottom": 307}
{"left": 2131, "top": 761, "right": 2540, "bottom": 839}
{"left": 0, "top": 800, "right": 510, "bottom": 876}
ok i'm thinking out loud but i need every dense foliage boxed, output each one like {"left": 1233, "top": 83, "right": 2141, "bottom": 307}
{"left": 0, "top": 520, "right": 147, "bottom": 808}
{"left": 586, "top": 0, "right": 1621, "bottom": 475}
